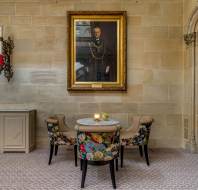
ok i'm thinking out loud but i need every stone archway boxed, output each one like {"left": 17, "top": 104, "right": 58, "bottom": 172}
{"left": 184, "top": 7, "right": 198, "bottom": 152}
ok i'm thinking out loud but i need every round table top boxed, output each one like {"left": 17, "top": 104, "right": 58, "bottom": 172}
{"left": 76, "top": 118, "right": 120, "bottom": 126}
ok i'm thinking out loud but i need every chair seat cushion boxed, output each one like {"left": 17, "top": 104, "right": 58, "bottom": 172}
{"left": 121, "top": 126, "right": 148, "bottom": 146}
{"left": 120, "top": 128, "right": 138, "bottom": 139}
{"left": 55, "top": 136, "right": 70, "bottom": 145}
{"left": 120, "top": 128, "right": 138, "bottom": 146}
{"left": 62, "top": 130, "right": 76, "bottom": 145}
{"left": 54, "top": 134, "right": 76, "bottom": 145}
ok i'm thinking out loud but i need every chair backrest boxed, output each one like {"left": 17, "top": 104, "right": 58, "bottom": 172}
{"left": 54, "top": 114, "right": 69, "bottom": 132}
{"left": 140, "top": 116, "right": 153, "bottom": 125}
{"left": 46, "top": 117, "right": 59, "bottom": 144}
{"left": 126, "top": 116, "right": 141, "bottom": 133}
{"left": 76, "top": 125, "right": 120, "bottom": 161}
{"left": 140, "top": 116, "right": 153, "bottom": 142}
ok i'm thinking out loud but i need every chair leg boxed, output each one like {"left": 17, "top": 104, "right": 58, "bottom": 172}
{"left": 81, "top": 160, "right": 88, "bottom": 188}
{"left": 120, "top": 145, "right": 124, "bottom": 168}
{"left": 74, "top": 144, "right": 77, "bottom": 167}
{"left": 115, "top": 158, "right": 118, "bottom": 171}
{"left": 48, "top": 144, "right": 54, "bottom": 165}
{"left": 55, "top": 145, "right": 58, "bottom": 156}
{"left": 144, "top": 144, "right": 150, "bottom": 166}
{"left": 139, "top": 145, "right": 143, "bottom": 157}
{"left": 80, "top": 159, "right": 83, "bottom": 171}
{"left": 109, "top": 160, "right": 116, "bottom": 189}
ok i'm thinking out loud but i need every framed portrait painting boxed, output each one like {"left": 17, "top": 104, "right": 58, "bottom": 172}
{"left": 67, "top": 11, "right": 127, "bottom": 91}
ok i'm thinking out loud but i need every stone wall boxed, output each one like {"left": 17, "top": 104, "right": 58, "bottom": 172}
{"left": 0, "top": 0, "right": 183, "bottom": 148}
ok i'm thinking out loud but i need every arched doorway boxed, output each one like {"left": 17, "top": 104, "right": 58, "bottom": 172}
{"left": 184, "top": 7, "right": 198, "bottom": 152}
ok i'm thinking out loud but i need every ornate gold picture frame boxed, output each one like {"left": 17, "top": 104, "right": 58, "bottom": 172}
{"left": 67, "top": 11, "right": 127, "bottom": 91}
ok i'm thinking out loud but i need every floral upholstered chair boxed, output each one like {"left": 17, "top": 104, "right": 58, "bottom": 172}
{"left": 46, "top": 114, "right": 77, "bottom": 166}
{"left": 75, "top": 125, "right": 120, "bottom": 189}
{"left": 120, "top": 116, "right": 154, "bottom": 167}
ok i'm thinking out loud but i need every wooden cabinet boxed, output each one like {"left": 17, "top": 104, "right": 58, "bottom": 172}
{"left": 0, "top": 110, "right": 36, "bottom": 153}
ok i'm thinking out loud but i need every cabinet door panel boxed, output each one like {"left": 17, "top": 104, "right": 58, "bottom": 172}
{"left": 3, "top": 115, "right": 26, "bottom": 148}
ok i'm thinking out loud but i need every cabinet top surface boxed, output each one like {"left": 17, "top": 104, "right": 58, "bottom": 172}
{"left": 0, "top": 109, "right": 36, "bottom": 112}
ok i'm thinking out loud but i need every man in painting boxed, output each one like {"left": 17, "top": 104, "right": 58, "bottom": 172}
{"left": 87, "top": 26, "right": 111, "bottom": 82}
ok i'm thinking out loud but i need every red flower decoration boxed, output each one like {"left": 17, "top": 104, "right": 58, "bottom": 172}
{"left": 0, "top": 54, "right": 4, "bottom": 66}
{"left": 80, "top": 144, "right": 86, "bottom": 152}
{"left": 85, "top": 132, "right": 91, "bottom": 137}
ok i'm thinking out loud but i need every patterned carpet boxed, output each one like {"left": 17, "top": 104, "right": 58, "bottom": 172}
{"left": 0, "top": 148, "right": 198, "bottom": 190}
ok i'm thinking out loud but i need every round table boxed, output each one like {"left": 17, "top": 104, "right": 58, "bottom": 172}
{"left": 76, "top": 118, "right": 120, "bottom": 126}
